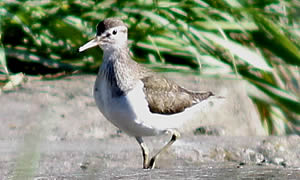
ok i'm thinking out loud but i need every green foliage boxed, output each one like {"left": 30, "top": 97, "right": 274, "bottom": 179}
{"left": 0, "top": 0, "right": 299, "bottom": 134}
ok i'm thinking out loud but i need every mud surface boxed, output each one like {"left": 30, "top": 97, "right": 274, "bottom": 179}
{"left": 1, "top": 74, "right": 299, "bottom": 179}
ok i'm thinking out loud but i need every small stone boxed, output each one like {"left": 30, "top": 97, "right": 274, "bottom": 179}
{"left": 273, "top": 157, "right": 284, "bottom": 166}
{"left": 80, "top": 161, "right": 90, "bottom": 170}
{"left": 255, "top": 153, "right": 265, "bottom": 164}
{"left": 237, "top": 161, "right": 246, "bottom": 168}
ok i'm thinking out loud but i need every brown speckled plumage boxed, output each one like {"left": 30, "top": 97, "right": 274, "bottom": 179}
{"left": 142, "top": 75, "right": 214, "bottom": 114}
{"left": 99, "top": 46, "right": 214, "bottom": 115}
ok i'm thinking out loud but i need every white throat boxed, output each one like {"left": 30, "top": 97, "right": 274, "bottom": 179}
{"left": 100, "top": 26, "right": 128, "bottom": 51}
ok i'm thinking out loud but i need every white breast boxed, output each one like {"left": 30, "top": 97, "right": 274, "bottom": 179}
{"left": 93, "top": 76, "right": 164, "bottom": 137}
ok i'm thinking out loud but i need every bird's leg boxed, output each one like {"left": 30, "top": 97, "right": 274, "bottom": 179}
{"left": 136, "top": 137, "right": 150, "bottom": 169}
{"left": 148, "top": 130, "right": 180, "bottom": 169}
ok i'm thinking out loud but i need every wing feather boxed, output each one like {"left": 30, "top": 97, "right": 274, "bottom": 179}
{"left": 141, "top": 75, "right": 213, "bottom": 115}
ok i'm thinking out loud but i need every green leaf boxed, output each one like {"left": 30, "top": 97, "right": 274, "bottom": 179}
{"left": 0, "top": 43, "right": 8, "bottom": 74}
{"left": 252, "top": 12, "right": 300, "bottom": 65}
{"left": 241, "top": 70, "right": 300, "bottom": 114}
{"left": 201, "top": 31, "right": 273, "bottom": 71}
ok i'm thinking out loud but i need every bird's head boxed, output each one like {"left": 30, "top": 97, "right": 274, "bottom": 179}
{"left": 78, "top": 18, "right": 128, "bottom": 52}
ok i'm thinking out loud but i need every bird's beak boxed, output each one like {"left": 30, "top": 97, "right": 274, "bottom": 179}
{"left": 78, "top": 37, "right": 99, "bottom": 52}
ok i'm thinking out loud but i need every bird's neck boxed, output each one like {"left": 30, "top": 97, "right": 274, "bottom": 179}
{"left": 100, "top": 48, "right": 141, "bottom": 96}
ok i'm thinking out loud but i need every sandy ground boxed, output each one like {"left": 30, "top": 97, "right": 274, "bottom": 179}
{"left": 0, "top": 74, "right": 299, "bottom": 179}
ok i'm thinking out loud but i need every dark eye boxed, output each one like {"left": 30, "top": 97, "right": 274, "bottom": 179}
{"left": 112, "top": 30, "right": 117, "bottom": 35}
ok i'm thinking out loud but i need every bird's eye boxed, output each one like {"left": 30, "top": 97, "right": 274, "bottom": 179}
{"left": 112, "top": 30, "right": 117, "bottom": 35}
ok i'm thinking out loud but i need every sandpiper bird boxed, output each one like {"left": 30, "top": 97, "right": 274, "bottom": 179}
{"left": 78, "top": 18, "right": 214, "bottom": 169}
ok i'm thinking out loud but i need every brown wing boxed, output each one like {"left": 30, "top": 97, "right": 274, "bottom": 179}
{"left": 141, "top": 75, "right": 214, "bottom": 115}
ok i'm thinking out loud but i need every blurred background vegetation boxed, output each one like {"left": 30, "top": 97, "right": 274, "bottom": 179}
{"left": 0, "top": 0, "right": 299, "bottom": 135}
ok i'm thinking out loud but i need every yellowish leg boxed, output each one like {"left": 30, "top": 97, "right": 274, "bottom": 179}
{"left": 136, "top": 137, "right": 150, "bottom": 169}
{"left": 148, "top": 130, "right": 180, "bottom": 169}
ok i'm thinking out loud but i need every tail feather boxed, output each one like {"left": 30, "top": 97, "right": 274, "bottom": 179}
{"left": 191, "top": 91, "right": 214, "bottom": 104}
